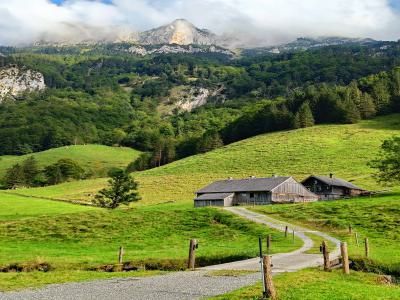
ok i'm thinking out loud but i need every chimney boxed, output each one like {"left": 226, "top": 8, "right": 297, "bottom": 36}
{"left": 329, "top": 173, "right": 333, "bottom": 178}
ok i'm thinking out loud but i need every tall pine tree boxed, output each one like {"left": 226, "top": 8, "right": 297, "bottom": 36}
{"left": 294, "top": 102, "right": 315, "bottom": 129}
{"left": 359, "top": 93, "right": 376, "bottom": 119}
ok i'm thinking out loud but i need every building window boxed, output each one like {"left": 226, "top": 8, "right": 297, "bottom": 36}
{"left": 250, "top": 193, "right": 255, "bottom": 198}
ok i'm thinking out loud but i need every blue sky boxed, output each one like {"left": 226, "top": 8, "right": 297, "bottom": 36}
{"left": 390, "top": 0, "right": 400, "bottom": 9}
{"left": 52, "top": 0, "right": 112, "bottom": 3}
{"left": 50, "top": 0, "right": 400, "bottom": 10}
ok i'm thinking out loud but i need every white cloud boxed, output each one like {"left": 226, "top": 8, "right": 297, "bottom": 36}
{"left": 0, "top": 0, "right": 399, "bottom": 46}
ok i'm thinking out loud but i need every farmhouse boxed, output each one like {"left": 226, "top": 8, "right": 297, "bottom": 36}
{"left": 301, "top": 174, "right": 365, "bottom": 200}
{"left": 194, "top": 176, "right": 318, "bottom": 207}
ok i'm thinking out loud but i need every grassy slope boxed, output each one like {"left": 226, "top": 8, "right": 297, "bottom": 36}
{"left": 210, "top": 269, "right": 400, "bottom": 300}
{"left": 251, "top": 193, "right": 400, "bottom": 271}
{"left": 11, "top": 114, "right": 400, "bottom": 204}
{"left": 0, "top": 145, "right": 141, "bottom": 177}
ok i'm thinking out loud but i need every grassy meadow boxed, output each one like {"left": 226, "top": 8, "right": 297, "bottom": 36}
{"left": 210, "top": 269, "right": 400, "bottom": 300}
{"left": 9, "top": 114, "right": 400, "bottom": 205}
{"left": 251, "top": 193, "right": 400, "bottom": 273}
{"left": 1, "top": 114, "right": 400, "bottom": 293}
{"left": 0, "top": 145, "right": 141, "bottom": 178}
{"left": 0, "top": 193, "right": 302, "bottom": 290}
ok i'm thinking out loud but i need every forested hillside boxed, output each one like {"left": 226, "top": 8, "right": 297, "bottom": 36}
{"left": 1, "top": 42, "right": 400, "bottom": 170}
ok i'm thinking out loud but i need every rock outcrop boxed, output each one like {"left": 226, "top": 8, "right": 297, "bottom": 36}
{"left": 127, "top": 44, "right": 233, "bottom": 56}
{"left": 0, "top": 66, "right": 46, "bottom": 101}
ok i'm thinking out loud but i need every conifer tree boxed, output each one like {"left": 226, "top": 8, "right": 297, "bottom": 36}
{"left": 294, "top": 102, "right": 315, "bottom": 129}
{"left": 3, "top": 164, "right": 25, "bottom": 189}
{"left": 359, "top": 93, "right": 377, "bottom": 119}
{"left": 22, "top": 156, "right": 39, "bottom": 186}
{"left": 341, "top": 98, "right": 361, "bottom": 124}
{"left": 93, "top": 168, "right": 141, "bottom": 209}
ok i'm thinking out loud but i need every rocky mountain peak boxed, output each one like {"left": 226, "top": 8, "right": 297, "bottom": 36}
{"left": 139, "top": 19, "right": 217, "bottom": 46}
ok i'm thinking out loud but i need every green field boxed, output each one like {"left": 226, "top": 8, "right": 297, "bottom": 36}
{"left": 0, "top": 193, "right": 302, "bottom": 290}
{"left": 9, "top": 114, "right": 400, "bottom": 205}
{"left": 2, "top": 115, "right": 400, "bottom": 294}
{"left": 251, "top": 193, "right": 400, "bottom": 272}
{"left": 0, "top": 145, "right": 141, "bottom": 178}
{"left": 210, "top": 269, "right": 400, "bottom": 300}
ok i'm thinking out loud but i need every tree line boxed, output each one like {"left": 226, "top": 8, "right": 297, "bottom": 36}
{"left": 1, "top": 157, "right": 85, "bottom": 189}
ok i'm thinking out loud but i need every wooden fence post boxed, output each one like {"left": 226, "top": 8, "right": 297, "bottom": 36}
{"left": 340, "top": 242, "right": 350, "bottom": 274}
{"left": 365, "top": 238, "right": 369, "bottom": 258}
{"left": 355, "top": 232, "right": 359, "bottom": 246}
{"left": 292, "top": 229, "right": 295, "bottom": 244}
{"left": 321, "top": 241, "right": 330, "bottom": 271}
{"left": 116, "top": 246, "right": 124, "bottom": 272}
{"left": 266, "top": 234, "right": 272, "bottom": 255}
{"left": 285, "top": 226, "right": 288, "bottom": 238}
{"left": 349, "top": 225, "right": 352, "bottom": 235}
{"left": 118, "top": 246, "right": 124, "bottom": 264}
{"left": 188, "top": 239, "right": 197, "bottom": 270}
{"left": 262, "top": 255, "right": 277, "bottom": 300}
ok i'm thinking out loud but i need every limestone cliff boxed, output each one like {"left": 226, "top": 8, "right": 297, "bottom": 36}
{"left": 0, "top": 66, "right": 46, "bottom": 101}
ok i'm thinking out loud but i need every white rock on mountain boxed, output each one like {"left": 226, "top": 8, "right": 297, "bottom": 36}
{"left": 139, "top": 19, "right": 218, "bottom": 46}
{"left": 127, "top": 44, "right": 233, "bottom": 56}
{"left": 0, "top": 66, "right": 46, "bottom": 101}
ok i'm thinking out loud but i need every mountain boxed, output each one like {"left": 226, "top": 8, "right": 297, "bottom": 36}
{"left": 139, "top": 19, "right": 218, "bottom": 46}
{"left": 242, "top": 37, "right": 379, "bottom": 56}
{"left": 29, "top": 19, "right": 386, "bottom": 56}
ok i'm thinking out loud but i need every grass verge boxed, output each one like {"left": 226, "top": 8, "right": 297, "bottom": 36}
{"left": 209, "top": 269, "right": 400, "bottom": 300}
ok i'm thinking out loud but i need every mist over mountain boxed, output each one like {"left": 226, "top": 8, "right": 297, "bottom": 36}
{"left": 1, "top": 0, "right": 399, "bottom": 47}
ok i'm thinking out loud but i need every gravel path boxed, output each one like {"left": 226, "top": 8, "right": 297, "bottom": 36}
{"left": 0, "top": 208, "right": 340, "bottom": 300}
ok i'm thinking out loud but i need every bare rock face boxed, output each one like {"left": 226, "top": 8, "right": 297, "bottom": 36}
{"left": 172, "top": 86, "right": 226, "bottom": 112}
{"left": 140, "top": 19, "right": 218, "bottom": 46}
{"left": 127, "top": 44, "right": 233, "bottom": 56}
{"left": 0, "top": 66, "right": 46, "bottom": 101}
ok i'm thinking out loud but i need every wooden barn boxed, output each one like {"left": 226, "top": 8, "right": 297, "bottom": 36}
{"left": 194, "top": 176, "right": 318, "bottom": 207}
{"left": 301, "top": 174, "right": 365, "bottom": 200}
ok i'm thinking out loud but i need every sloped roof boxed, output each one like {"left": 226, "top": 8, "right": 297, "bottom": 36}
{"left": 303, "top": 175, "right": 364, "bottom": 190}
{"left": 196, "top": 177, "right": 291, "bottom": 194}
{"left": 194, "top": 193, "right": 234, "bottom": 201}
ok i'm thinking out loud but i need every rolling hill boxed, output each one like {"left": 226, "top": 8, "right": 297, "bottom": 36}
{"left": 9, "top": 114, "right": 400, "bottom": 205}
{"left": 0, "top": 145, "right": 141, "bottom": 178}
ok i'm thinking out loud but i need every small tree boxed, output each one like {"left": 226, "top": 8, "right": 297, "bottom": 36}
{"left": 93, "top": 168, "right": 141, "bottom": 209}
{"left": 22, "top": 156, "right": 39, "bottom": 186}
{"left": 3, "top": 164, "right": 25, "bottom": 189}
{"left": 340, "top": 98, "right": 361, "bottom": 124}
{"left": 44, "top": 158, "right": 84, "bottom": 185}
{"left": 197, "top": 131, "right": 224, "bottom": 153}
{"left": 294, "top": 102, "right": 315, "bottom": 129}
{"left": 359, "top": 93, "right": 376, "bottom": 119}
{"left": 126, "top": 152, "right": 152, "bottom": 173}
{"left": 369, "top": 136, "right": 400, "bottom": 185}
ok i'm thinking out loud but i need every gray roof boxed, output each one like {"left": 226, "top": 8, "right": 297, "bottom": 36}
{"left": 196, "top": 177, "right": 291, "bottom": 194}
{"left": 303, "top": 176, "right": 364, "bottom": 190}
{"left": 194, "top": 193, "right": 234, "bottom": 201}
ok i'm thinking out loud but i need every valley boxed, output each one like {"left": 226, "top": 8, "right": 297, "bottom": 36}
{"left": 0, "top": 14, "right": 399, "bottom": 299}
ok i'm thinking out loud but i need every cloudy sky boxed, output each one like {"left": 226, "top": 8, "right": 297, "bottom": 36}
{"left": 0, "top": 0, "right": 399, "bottom": 46}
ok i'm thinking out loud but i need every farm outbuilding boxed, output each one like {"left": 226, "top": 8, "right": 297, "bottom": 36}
{"left": 194, "top": 176, "right": 318, "bottom": 207}
{"left": 302, "top": 174, "right": 366, "bottom": 200}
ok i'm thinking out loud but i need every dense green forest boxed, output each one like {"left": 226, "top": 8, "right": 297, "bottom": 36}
{"left": 1, "top": 41, "right": 400, "bottom": 170}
